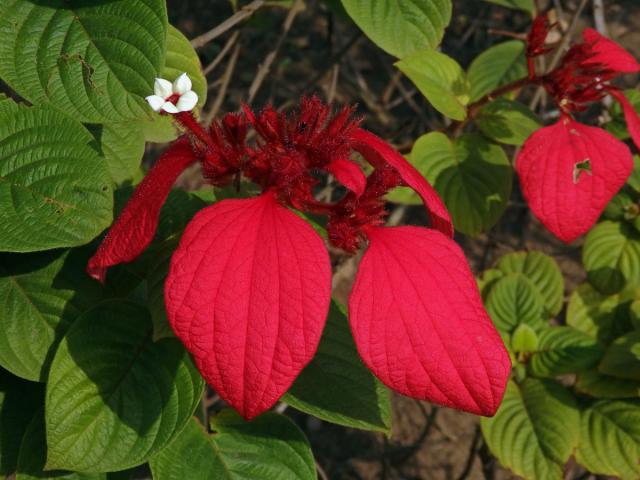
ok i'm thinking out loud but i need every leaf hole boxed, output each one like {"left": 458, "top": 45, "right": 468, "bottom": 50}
{"left": 573, "top": 158, "right": 592, "bottom": 184}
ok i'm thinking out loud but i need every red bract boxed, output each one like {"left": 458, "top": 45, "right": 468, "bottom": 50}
{"left": 88, "top": 96, "right": 510, "bottom": 419}
{"left": 517, "top": 118, "right": 633, "bottom": 243}
{"left": 518, "top": 27, "right": 640, "bottom": 243}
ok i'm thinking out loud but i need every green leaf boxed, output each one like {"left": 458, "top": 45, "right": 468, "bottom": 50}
{"left": 630, "top": 299, "right": 640, "bottom": 329}
{"left": 486, "top": 274, "right": 545, "bottom": 334}
{"left": 477, "top": 268, "right": 505, "bottom": 301}
{"left": 606, "top": 89, "right": 640, "bottom": 140}
{"left": 481, "top": 379, "right": 580, "bottom": 480}
{"left": 529, "top": 327, "right": 604, "bottom": 377}
{"left": 0, "top": 106, "right": 113, "bottom": 252}
{"left": 0, "top": 0, "right": 167, "bottom": 123}
{"left": 496, "top": 251, "right": 565, "bottom": 316}
{"left": 0, "top": 370, "right": 43, "bottom": 475}
{"left": 150, "top": 412, "right": 316, "bottom": 480}
{"left": 90, "top": 123, "right": 146, "bottom": 186}
{"left": 284, "top": 301, "right": 391, "bottom": 434}
{"left": 567, "top": 283, "right": 637, "bottom": 343}
{"left": 395, "top": 50, "right": 469, "bottom": 120}
{"left": 340, "top": 0, "right": 452, "bottom": 58}
{"left": 0, "top": 249, "right": 105, "bottom": 381}
{"left": 46, "top": 301, "right": 204, "bottom": 472}
{"left": 598, "top": 331, "right": 640, "bottom": 380}
{"left": 583, "top": 220, "right": 640, "bottom": 295}
{"left": 511, "top": 324, "right": 539, "bottom": 353}
{"left": 147, "top": 237, "right": 179, "bottom": 341}
{"left": 467, "top": 41, "right": 527, "bottom": 103}
{"left": 142, "top": 24, "right": 208, "bottom": 143}
{"left": 576, "top": 370, "right": 640, "bottom": 398}
{"left": 576, "top": 400, "right": 640, "bottom": 480}
{"left": 410, "top": 132, "right": 512, "bottom": 235}
{"left": 16, "top": 410, "right": 105, "bottom": 480}
{"left": 481, "top": 0, "right": 535, "bottom": 13}
{"left": 627, "top": 155, "right": 640, "bottom": 193}
{"left": 476, "top": 98, "right": 541, "bottom": 145}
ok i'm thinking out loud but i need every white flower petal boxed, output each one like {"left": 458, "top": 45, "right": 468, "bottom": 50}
{"left": 145, "top": 95, "right": 166, "bottom": 112}
{"left": 154, "top": 78, "right": 173, "bottom": 98}
{"left": 176, "top": 91, "right": 198, "bottom": 112}
{"left": 173, "top": 73, "right": 192, "bottom": 95}
{"left": 161, "top": 102, "right": 179, "bottom": 114}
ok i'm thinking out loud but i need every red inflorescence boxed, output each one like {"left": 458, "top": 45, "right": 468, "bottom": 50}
{"left": 518, "top": 22, "right": 640, "bottom": 243}
{"left": 87, "top": 97, "right": 511, "bottom": 420}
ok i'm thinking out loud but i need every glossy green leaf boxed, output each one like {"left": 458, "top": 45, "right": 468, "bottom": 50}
{"left": 496, "top": 251, "right": 565, "bottom": 316}
{"left": 0, "top": 249, "right": 105, "bottom": 381}
{"left": 606, "top": 89, "right": 640, "bottom": 140}
{"left": 583, "top": 220, "right": 640, "bottom": 295}
{"left": 0, "top": 370, "right": 43, "bottom": 475}
{"left": 147, "top": 237, "right": 179, "bottom": 341}
{"left": 410, "top": 132, "right": 512, "bottom": 235}
{"left": 285, "top": 301, "right": 391, "bottom": 433}
{"left": 395, "top": 50, "right": 469, "bottom": 120}
{"left": 476, "top": 98, "right": 541, "bottom": 145}
{"left": 0, "top": 106, "right": 113, "bottom": 252}
{"left": 598, "top": 331, "right": 640, "bottom": 380}
{"left": 576, "top": 400, "right": 640, "bottom": 480}
{"left": 567, "top": 283, "right": 637, "bottom": 344}
{"left": 529, "top": 327, "right": 604, "bottom": 377}
{"left": 576, "top": 370, "right": 640, "bottom": 398}
{"left": 340, "top": 0, "right": 452, "bottom": 58}
{"left": 46, "top": 301, "right": 204, "bottom": 472}
{"left": 511, "top": 324, "right": 538, "bottom": 353}
{"left": 481, "top": 379, "right": 580, "bottom": 480}
{"left": 150, "top": 412, "right": 316, "bottom": 480}
{"left": 16, "top": 410, "right": 105, "bottom": 480}
{"left": 486, "top": 274, "right": 545, "bottom": 334}
{"left": 0, "top": 0, "right": 167, "bottom": 123}
{"left": 142, "top": 24, "right": 208, "bottom": 143}
{"left": 468, "top": 41, "right": 527, "bottom": 102}
{"left": 91, "top": 123, "right": 146, "bottom": 186}
{"left": 481, "top": 0, "right": 534, "bottom": 12}
{"left": 477, "top": 268, "right": 505, "bottom": 301}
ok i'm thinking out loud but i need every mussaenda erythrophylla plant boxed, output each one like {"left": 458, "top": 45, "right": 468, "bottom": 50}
{"left": 517, "top": 17, "right": 640, "bottom": 243}
{"left": 86, "top": 74, "right": 512, "bottom": 420}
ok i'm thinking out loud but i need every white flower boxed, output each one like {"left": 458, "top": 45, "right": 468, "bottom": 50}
{"left": 145, "top": 73, "right": 199, "bottom": 114}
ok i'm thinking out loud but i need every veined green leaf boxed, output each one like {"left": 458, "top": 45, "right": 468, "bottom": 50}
{"left": 496, "top": 251, "right": 564, "bottom": 316}
{"left": 89, "top": 123, "right": 146, "bottom": 186}
{"left": 0, "top": 106, "right": 113, "bottom": 252}
{"left": 598, "top": 331, "right": 640, "bottom": 380}
{"left": 567, "top": 283, "right": 638, "bottom": 343}
{"left": 576, "top": 370, "right": 640, "bottom": 399}
{"left": 46, "top": 301, "right": 204, "bottom": 472}
{"left": 481, "top": 0, "right": 534, "bottom": 13}
{"left": 410, "top": 132, "right": 512, "bottom": 235}
{"left": 476, "top": 98, "right": 541, "bottom": 145}
{"left": 481, "top": 379, "right": 580, "bottom": 480}
{"left": 529, "top": 327, "right": 604, "bottom": 377}
{"left": 583, "top": 220, "right": 640, "bottom": 295}
{"left": 576, "top": 400, "right": 640, "bottom": 480}
{"left": 285, "top": 301, "right": 392, "bottom": 434}
{"left": 396, "top": 50, "right": 469, "bottom": 120}
{"left": 0, "top": 249, "right": 105, "bottom": 381}
{"left": 0, "top": 0, "right": 168, "bottom": 123}
{"left": 486, "top": 274, "right": 545, "bottom": 334}
{"left": 150, "top": 412, "right": 316, "bottom": 480}
{"left": 468, "top": 41, "right": 527, "bottom": 102}
{"left": 340, "top": 0, "right": 452, "bottom": 58}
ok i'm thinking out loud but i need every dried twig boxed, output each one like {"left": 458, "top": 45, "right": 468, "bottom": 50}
{"left": 205, "top": 43, "right": 241, "bottom": 125}
{"left": 247, "top": 0, "right": 305, "bottom": 104}
{"left": 203, "top": 31, "right": 240, "bottom": 76}
{"left": 191, "top": 0, "right": 264, "bottom": 49}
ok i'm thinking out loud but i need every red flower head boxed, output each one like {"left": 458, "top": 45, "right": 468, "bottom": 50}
{"left": 87, "top": 86, "right": 511, "bottom": 419}
{"left": 517, "top": 28, "right": 639, "bottom": 243}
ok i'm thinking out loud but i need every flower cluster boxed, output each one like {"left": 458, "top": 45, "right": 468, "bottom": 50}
{"left": 518, "top": 19, "right": 640, "bottom": 243}
{"left": 87, "top": 77, "right": 511, "bottom": 419}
